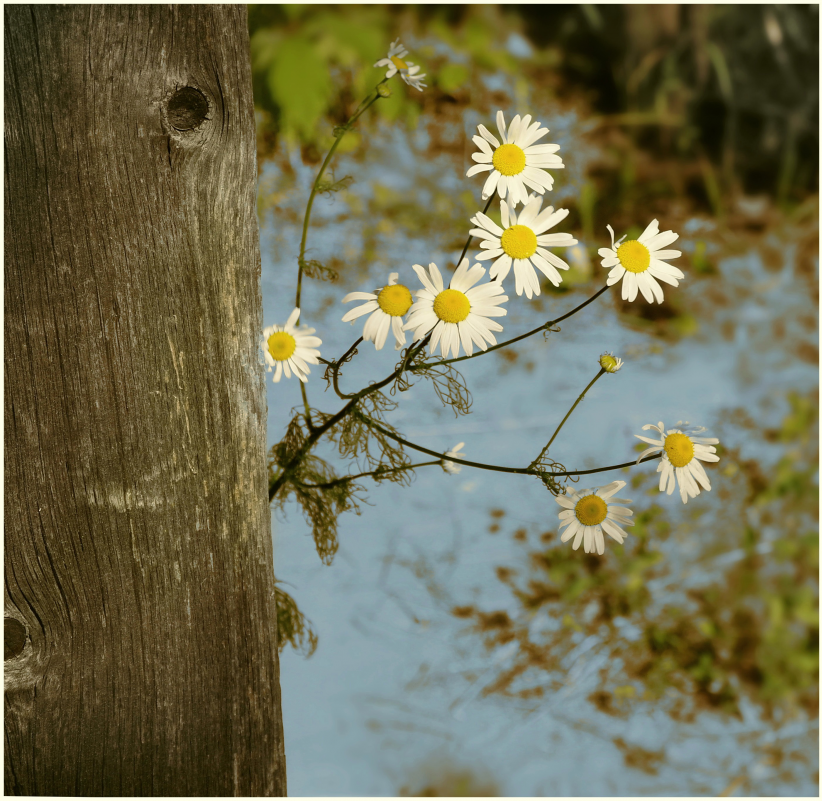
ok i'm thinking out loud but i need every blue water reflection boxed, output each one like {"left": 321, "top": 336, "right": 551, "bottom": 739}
{"left": 261, "top": 111, "right": 818, "bottom": 795}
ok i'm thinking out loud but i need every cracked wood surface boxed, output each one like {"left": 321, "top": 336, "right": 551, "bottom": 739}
{"left": 4, "top": 5, "right": 286, "bottom": 795}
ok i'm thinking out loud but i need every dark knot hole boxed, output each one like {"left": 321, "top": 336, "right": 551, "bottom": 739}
{"left": 4, "top": 617, "right": 27, "bottom": 660}
{"left": 167, "top": 86, "right": 209, "bottom": 132}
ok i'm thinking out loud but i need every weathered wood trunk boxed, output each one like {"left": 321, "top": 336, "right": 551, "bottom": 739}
{"left": 4, "top": 5, "right": 286, "bottom": 795}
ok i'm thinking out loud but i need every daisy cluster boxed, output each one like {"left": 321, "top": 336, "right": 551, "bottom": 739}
{"left": 263, "top": 39, "right": 721, "bottom": 556}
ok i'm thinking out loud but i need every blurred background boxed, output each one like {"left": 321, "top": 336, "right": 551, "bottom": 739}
{"left": 250, "top": 5, "right": 818, "bottom": 796}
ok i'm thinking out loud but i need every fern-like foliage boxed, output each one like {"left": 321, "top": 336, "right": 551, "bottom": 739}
{"left": 323, "top": 391, "right": 411, "bottom": 473}
{"left": 274, "top": 585, "right": 318, "bottom": 657}
{"left": 269, "top": 411, "right": 364, "bottom": 565}
{"left": 394, "top": 346, "right": 473, "bottom": 417}
{"left": 298, "top": 257, "right": 338, "bottom": 283}
{"left": 316, "top": 173, "right": 353, "bottom": 195}
{"left": 531, "top": 454, "right": 576, "bottom": 496}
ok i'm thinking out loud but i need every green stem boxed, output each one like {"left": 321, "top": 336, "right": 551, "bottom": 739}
{"left": 295, "top": 85, "right": 385, "bottom": 311}
{"left": 530, "top": 368, "right": 606, "bottom": 468}
{"left": 293, "top": 81, "right": 386, "bottom": 421}
{"left": 410, "top": 283, "right": 612, "bottom": 372}
{"left": 269, "top": 333, "right": 430, "bottom": 502}
{"left": 300, "top": 382, "right": 314, "bottom": 430}
{"left": 364, "top": 417, "right": 662, "bottom": 479}
{"left": 328, "top": 337, "right": 364, "bottom": 400}
{"left": 296, "top": 460, "right": 440, "bottom": 490}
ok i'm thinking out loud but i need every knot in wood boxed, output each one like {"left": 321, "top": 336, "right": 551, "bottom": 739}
{"left": 166, "top": 86, "right": 209, "bottom": 131}
{"left": 4, "top": 617, "right": 27, "bottom": 660}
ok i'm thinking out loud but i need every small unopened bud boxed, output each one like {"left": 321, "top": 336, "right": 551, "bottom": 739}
{"left": 377, "top": 84, "right": 392, "bottom": 98}
{"left": 599, "top": 352, "right": 623, "bottom": 373}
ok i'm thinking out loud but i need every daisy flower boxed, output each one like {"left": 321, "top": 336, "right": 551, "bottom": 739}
{"left": 442, "top": 442, "right": 466, "bottom": 475}
{"left": 554, "top": 480, "right": 634, "bottom": 555}
{"left": 341, "top": 272, "right": 413, "bottom": 351}
{"left": 470, "top": 195, "right": 577, "bottom": 298}
{"left": 599, "top": 352, "right": 623, "bottom": 373}
{"left": 374, "top": 39, "right": 427, "bottom": 91}
{"left": 599, "top": 220, "right": 684, "bottom": 304}
{"left": 261, "top": 308, "right": 322, "bottom": 383}
{"left": 635, "top": 421, "right": 720, "bottom": 504}
{"left": 404, "top": 259, "right": 508, "bottom": 359}
{"left": 466, "top": 111, "right": 564, "bottom": 207}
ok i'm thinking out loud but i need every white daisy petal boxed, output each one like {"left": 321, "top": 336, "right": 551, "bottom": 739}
{"left": 469, "top": 197, "right": 573, "bottom": 296}
{"left": 467, "top": 111, "right": 563, "bottom": 208}
{"left": 636, "top": 420, "right": 720, "bottom": 504}
{"left": 262, "top": 307, "right": 322, "bottom": 384}
{"left": 603, "top": 220, "right": 684, "bottom": 303}
{"left": 403, "top": 261, "right": 509, "bottom": 359}
{"left": 555, "top": 482, "right": 633, "bottom": 555}
{"left": 340, "top": 272, "right": 415, "bottom": 349}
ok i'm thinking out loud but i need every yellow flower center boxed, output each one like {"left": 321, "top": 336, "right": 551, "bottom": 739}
{"left": 492, "top": 143, "right": 526, "bottom": 176}
{"left": 267, "top": 331, "right": 296, "bottom": 362}
{"left": 616, "top": 240, "right": 651, "bottom": 273}
{"left": 599, "top": 354, "right": 619, "bottom": 373}
{"left": 664, "top": 432, "right": 694, "bottom": 467}
{"left": 575, "top": 494, "right": 608, "bottom": 527}
{"left": 390, "top": 55, "right": 408, "bottom": 71}
{"left": 500, "top": 225, "right": 538, "bottom": 260}
{"left": 433, "top": 289, "right": 471, "bottom": 324}
{"left": 377, "top": 284, "right": 413, "bottom": 317}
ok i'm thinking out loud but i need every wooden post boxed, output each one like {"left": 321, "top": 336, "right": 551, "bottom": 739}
{"left": 4, "top": 5, "right": 286, "bottom": 794}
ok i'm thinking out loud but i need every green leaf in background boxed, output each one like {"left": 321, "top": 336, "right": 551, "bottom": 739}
{"left": 268, "top": 35, "right": 332, "bottom": 141}
{"left": 437, "top": 62, "right": 470, "bottom": 94}
{"left": 308, "top": 12, "right": 385, "bottom": 69}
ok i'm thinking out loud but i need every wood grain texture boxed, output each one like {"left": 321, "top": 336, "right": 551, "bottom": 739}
{"left": 4, "top": 5, "right": 286, "bottom": 795}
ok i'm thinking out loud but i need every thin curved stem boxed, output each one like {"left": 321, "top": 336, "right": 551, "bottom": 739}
{"left": 300, "top": 383, "right": 315, "bottom": 430}
{"left": 295, "top": 86, "right": 385, "bottom": 311}
{"left": 293, "top": 81, "right": 386, "bottom": 421}
{"left": 410, "top": 283, "right": 613, "bottom": 372}
{"left": 364, "top": 417, "right": 662, "bottom": 478}
{"left": 530, "top": 368, "right": 606, "bottom": 468}
{"left": 364, "top": 420, "right": 539, "bottom": 476}
{"left": 328, "top": 337, "right": 364, "bottom": 400}
{"left": 296, "top": 460, "right": 440, "bottom": 490}
{"left": 269, "top": 334, "right": 431, "bottom": 502}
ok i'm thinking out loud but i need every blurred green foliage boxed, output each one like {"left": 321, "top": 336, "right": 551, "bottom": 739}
{"left": 451, "top": 389, "right": 818, "bottom": 728}
{"left": 248, "top": 4, "right": 522, "bottom": 163}
{"left": 249, "top": 4, "right": 817, "bottom": 204}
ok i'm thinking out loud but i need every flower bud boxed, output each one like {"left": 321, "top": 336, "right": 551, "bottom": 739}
{"left": 599, "top": 352, "right": 623, "bottom": 373}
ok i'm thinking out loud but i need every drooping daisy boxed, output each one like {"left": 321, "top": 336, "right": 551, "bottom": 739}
{"left": 374, "top": 39, "right": 427, "bottom": 91}
{"left": 341, "top": 272, "right": 413, "bottom": 351}
{"left": 599, "top": 352, "right": 623, "bottom": 373}
{"left": 404, "top": 259, "right": 508, "bottom": 359}
{"left": 554, "top": 480, "right": 634, "bottom": 555}
{"left": 466, "top": 111, "right": 564, "bottom": 208}
{"left": 470, "top": 195, "right": 577, "bottom": 298}
{"left": 261, "top": 308, "right": 322, "bottom": 383}
{"left": 635, "top": 421, "right": 720, "bottom": 504}
{"left": 443, "top": 442, "right": 466, "bottom": 475}
{"left": 599, "top": 221, "right": 684, "bottom": 304}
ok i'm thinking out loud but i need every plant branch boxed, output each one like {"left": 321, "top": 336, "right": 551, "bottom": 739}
{"left": 295, "top": 84, "right": 385, "bottom": 311}
{"left": 530, "top": 368, "right": 606, "bottom": 468}
{"left": 410, "top": 283, "right": 613, "bottom": 372}
{"left": 269, "top": 334, "right": 431, "bottom": 501}
{"left": 364, "top": 417, "right": 662, "bottom": 478}
{"left": 296, "top": 460, "right": 440, "bottom": 490}
{"left": 326, "top": 337, "right": 364, "bottom": 400}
